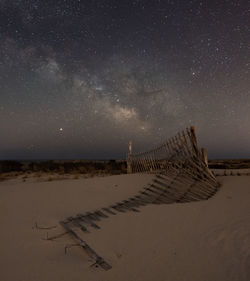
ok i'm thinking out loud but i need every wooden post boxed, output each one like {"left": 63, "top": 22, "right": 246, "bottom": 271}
{"left": 190, "top": 126, "right": 200, "bottom": 158}
{"left": 127, "top": 141, "right": 132, "bottom": 174}
{"left": 201, "top": 148, "right": 208, "bottom": 167}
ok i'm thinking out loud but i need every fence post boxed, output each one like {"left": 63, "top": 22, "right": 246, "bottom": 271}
{"left": 127, "top": 141, "right": 132, "bottom": 174}
{"left": 201, "top": 148, "right": 208, "bottom": 167}
{"left": 190, "top": 126, "right": 200, "bottom": 158}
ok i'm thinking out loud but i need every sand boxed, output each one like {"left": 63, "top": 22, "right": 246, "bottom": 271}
{"left": 0, "top": 173, "right": 249, "bottom": 281}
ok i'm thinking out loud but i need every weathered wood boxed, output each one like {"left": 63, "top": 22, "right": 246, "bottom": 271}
{"left": 189, "top": 126, "right": 200, "bottom": 158}
{"left": 127, "top": 141, "right": 133, "bottom": 173}
{"left": 60, "top": 221, "right": 112, "bottom": 270}
{"left": 76, "top": 214, "right": 101, "bottom": 229}
{"left": 94, "top": 210, "right": 108, "bottom": 218}
{"left": 102, "top": 207, "right": 116, "bottom": 215}
{"left": 60, "top": 126, "right": 219, "bottom": 272}
{"left": 201, "top": 147, "right": 208, "bottom": 167}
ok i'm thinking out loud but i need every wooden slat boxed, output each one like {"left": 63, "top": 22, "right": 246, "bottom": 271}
{"left": 60, "top": 221, "right": 112, "bottom": 270}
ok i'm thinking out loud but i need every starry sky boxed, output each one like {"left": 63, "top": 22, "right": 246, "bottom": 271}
{"left": 0, "top": 0, "right": 249, "bottom": 160}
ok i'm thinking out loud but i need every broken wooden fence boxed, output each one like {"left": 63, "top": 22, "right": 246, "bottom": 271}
{"left": 59, "top": 126, "right": 219, "bottom": 270}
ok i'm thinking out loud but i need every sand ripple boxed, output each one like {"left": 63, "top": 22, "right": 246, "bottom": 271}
{"left": 201, "top": 217, "right": 250, "bottom": 281}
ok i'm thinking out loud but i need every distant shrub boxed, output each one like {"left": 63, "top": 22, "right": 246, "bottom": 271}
{"left": 0, "top": 161, "right": 23, "bottom": 172}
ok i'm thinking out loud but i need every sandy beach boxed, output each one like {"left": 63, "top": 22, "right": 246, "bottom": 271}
{"left": 1, "top": 0, "right": 249, "bottom": 279}
{"left": 0, "top": 173, "right": 249, "bottom": 281}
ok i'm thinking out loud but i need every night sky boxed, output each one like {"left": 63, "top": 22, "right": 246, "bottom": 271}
{"left": 0, "top": 0, "right": 249, "bottom": 160}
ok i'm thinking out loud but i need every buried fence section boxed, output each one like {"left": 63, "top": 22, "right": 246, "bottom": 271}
{"left": 58, "top": 126, "right": 219, "bottom": 271}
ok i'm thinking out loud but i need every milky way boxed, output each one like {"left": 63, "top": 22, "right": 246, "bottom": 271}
{"left": 0, "top": 0, "right": 249, "bottom": 159}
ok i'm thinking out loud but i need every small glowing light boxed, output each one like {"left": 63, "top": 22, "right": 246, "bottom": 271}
{"left": 59, "top": 128, "right": 63, "bottom": 131}
{"left": 192, "top": 72, "right": 195, "bottom": 76}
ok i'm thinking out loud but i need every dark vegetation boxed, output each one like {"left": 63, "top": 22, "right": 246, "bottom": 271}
{"left": 1, "top": 159, "right": 250, "bottom": 174}
{"left": 0, "top": 160, "right": 127, "bottom": 175}
{"left": 1, "top": 159, "right": 250, "bottom": 182}
{"left": 208, "top": 159, "right": 250, "bottom": 169}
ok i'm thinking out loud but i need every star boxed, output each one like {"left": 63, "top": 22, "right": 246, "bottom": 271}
{"left": 0, "top": 0, "right": 248, "bottom": 159}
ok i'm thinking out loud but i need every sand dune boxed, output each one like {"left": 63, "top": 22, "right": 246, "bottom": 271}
{"left": 0, "top": 174, "right": 249, "bottom": 281}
